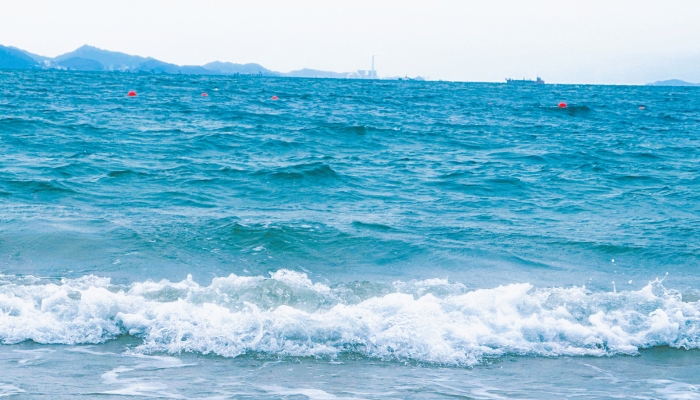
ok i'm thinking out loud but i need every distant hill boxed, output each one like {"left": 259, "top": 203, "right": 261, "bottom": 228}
{"left": 0, "top": 45, "right": 40, "bottom": 69}
{"left": 54, "top": 45, "right": 150, "bottom": 71}
{"left": 0, "top": 44, "right": 371, "bottom": 80}
{"left": 7, "top": 46, "right": 51, "bottom": 63}
{"left": 57, "top": 57, "right": 104, "bottom": 71}
{"left": 647, "top": 79, "right": 700, "bottom": 87}
{"left": 203, "top": 61, "right": 278, "bottom": 76}
{"left": 134, "top": 59, "right": 214, "bottom": 75}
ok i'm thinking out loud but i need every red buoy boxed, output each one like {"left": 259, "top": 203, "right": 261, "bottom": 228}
{"left": 558, "top": 102, "right": 567, "bottom": 109}
{"left": 271, "top": 96, "right": 279, "bottom": 100}
{"left": 201, "top": 92, "right": 209, "bottom": 97}
{"left": 128, "top": 90, "right": 137, "bottom": 97}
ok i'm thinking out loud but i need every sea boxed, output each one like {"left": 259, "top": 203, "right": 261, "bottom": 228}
{"left": 0, "top": 69, "right": 699, "bottom": 399}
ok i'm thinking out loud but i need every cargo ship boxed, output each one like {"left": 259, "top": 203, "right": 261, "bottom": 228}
{"left": 506, "top": 77, "right": 545, "bottom": 85}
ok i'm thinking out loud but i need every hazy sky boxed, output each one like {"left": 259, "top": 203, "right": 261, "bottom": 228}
{"left": 2, "top": 0, "right": 699, "bottom": 84}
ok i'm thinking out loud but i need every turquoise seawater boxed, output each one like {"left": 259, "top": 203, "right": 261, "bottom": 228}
{"left": 1, "top": 70, "right": 699, "bottom": 398}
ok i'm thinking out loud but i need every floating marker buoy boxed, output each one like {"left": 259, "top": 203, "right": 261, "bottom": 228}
{"left": 271, "top": 96, "right": 279, "bottom": 100}
{"left": 558, "top": 102, "right": 567, "bottom": 108}
{"left": 201, "top": 93, "right": 208, "bottom": 97}
{"left": 128, "top": 90, "right": 137, "bottom": 97}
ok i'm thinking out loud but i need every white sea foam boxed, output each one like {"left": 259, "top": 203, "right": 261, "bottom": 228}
{"left": 0, "top": 383, "right": 24, "bottom": 398}
{"left": 1, "top": 270, "right": 699, "bottom": 366}
{"left": 101, "top": 354, "right": 193, "bottom": 398}
{"left": 649, "top": 380, "right": 700, "bottom": 400}
{"left": 261, "top": 385, "right": 366, "bottom": 400}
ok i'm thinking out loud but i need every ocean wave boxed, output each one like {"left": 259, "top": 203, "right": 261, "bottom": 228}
{"left": 255, "top": 162, "right": 340, "bottom": 181}
{"left": 0, "top": 270, "right": 698, "bottom": 366}
{"left": 1, "top": 179, "right": 77, "bottom": 195}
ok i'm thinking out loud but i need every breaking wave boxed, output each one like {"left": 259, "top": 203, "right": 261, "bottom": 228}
{"left": 1, "top": 270, "right": 698, "bottom": 366}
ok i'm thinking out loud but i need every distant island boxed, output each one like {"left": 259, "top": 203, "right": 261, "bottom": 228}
{"left": 0, "top": 44, "right": 425, "bottom": 81}
{"left": 646, "top": 79, "right": 700, "bottom": 87}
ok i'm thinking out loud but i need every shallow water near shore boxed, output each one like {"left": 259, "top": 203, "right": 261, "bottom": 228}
{"left": 1, "top": 340, "right": 699, "bottom": 399}
{"left": 1, "top": 70, "right": 699, "bottom": 397}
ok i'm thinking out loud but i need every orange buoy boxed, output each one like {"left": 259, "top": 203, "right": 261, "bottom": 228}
{"left": 201, "top": 92, "right": 209, "bottom": 97}
{"left": 271, "top": 96, "right": 279, "bottom": 100}
{"left": 558, "top": 102, "right": 567, "bottom": 109}
{"left": 128, "top": 90, "right": 137, "bottom": 97}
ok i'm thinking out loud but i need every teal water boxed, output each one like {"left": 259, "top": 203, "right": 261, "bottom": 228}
{"left": 1, "top": 70, "right": 699, "bottom": 398}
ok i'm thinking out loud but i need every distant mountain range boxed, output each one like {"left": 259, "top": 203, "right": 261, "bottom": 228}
{"left": 646, "top": 79, "right": 700, "bottom": 87}
{"left": 0, "top": 44, "right": 371, "bottom": 79}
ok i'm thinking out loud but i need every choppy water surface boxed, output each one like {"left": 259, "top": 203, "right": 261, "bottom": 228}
{"left": 1, "top": 70, "right": 699, "bottom": 398}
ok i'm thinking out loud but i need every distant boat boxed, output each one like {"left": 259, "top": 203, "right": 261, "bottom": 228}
{"left": 506, "top": 77, "right": 545, "bottom": 85}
